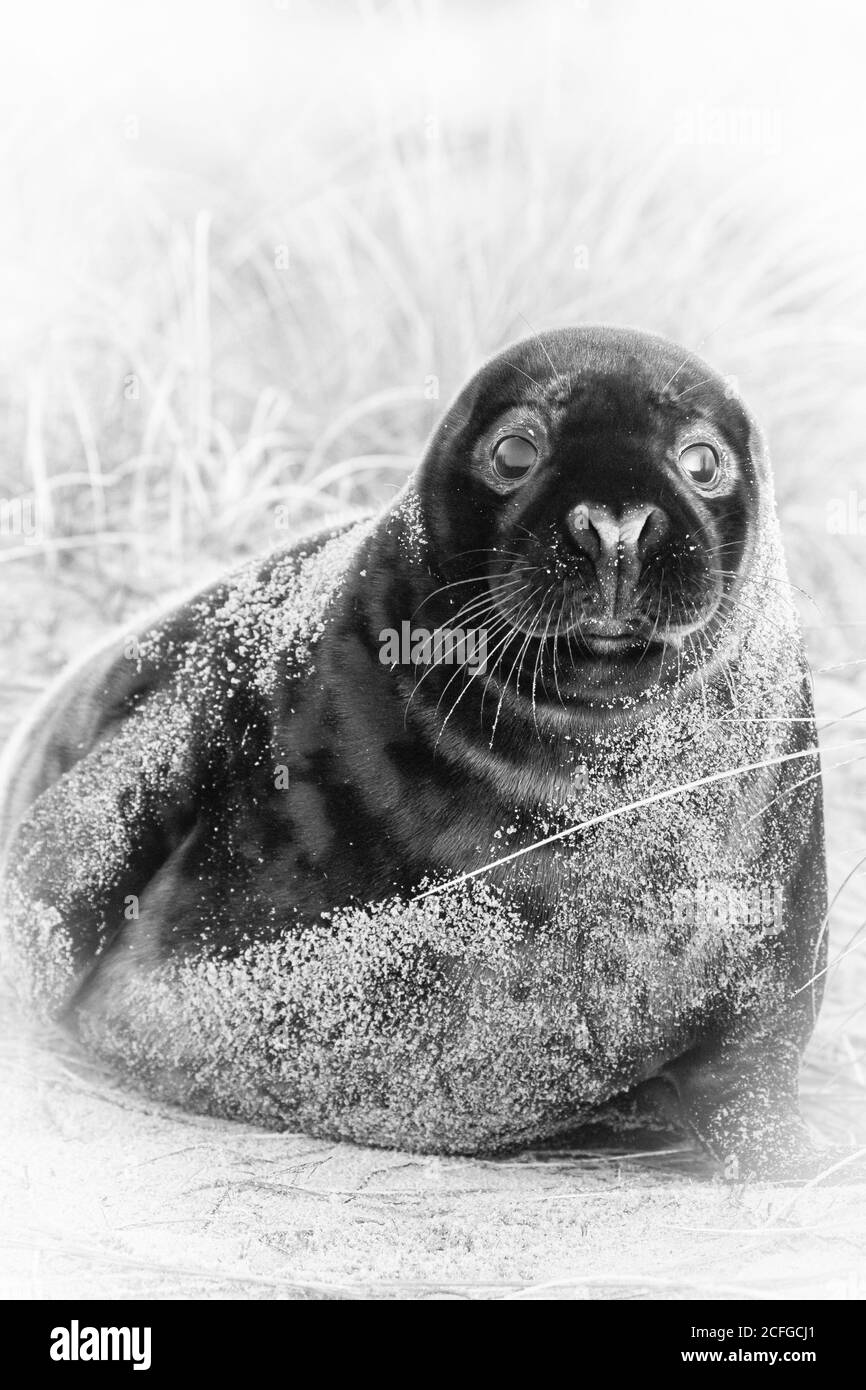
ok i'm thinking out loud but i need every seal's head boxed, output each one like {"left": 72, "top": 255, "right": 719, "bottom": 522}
{"left": 414, "top": 325, "right": 768, "bottom": 722}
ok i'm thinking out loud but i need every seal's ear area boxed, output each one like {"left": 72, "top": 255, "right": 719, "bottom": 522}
{"left": 743, "top": 414, "right": 773, "bottom": 479}
{"left": 416, "top": 351, "right": 521, "bottom": 490}
{"left": 705, "top": 385, "right": 772, "bottom": 490}
{"left": 417, "top": 372, "right": 485, "bottom": 469}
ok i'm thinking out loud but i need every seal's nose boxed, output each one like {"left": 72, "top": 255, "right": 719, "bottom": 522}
{"left": 564, "top": 502, "right": 670, "bottom": 615}
{"left": 565, "top": 502, "right": 670, "bottom": 565}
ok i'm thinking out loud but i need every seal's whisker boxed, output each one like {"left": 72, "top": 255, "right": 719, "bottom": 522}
{"left": 669, "top": 376, "right": 718, "bottom": 402}
{"left": 433, "top": 605, "right": 529, "bottom": 749}
{"left": 411, "top": 570, "right": 520, "bottom": 617}
{"left": 635, "top": 587, "right": 664, "bottom": 666}
{"left": 402, "top": 585, "right": 528, "bottom": 711}
{"left": 657, "top": 586, "right": 673, "bottom": 682}
{"left": 431, "top": 592, "right": 524, "bottom": 682}
{"left": 530, "top": 598, "right": 557, "bottom": 731}
{"left": 431, "top": 614, "right": 519, "bottom": 746}
{"left": 506, "top": 360, "right": 544, "bottom": 390}
{"left": 551, "top": 599, "right": 567, "bottom": 708}
{"left": 659, "top": 352, "right": 694, "bottom": 393}
{"left": 564, "top": 602, "right": 579, "bottom": 669}
{"left": 435, "top": 579, "right": 527, "bottom": 631}
{"left": 437, "top": 578, "right": 527, "bottom": 624}
{"left": 478, "top": 594, "right": 544, "bottom": 722}
{"left": 479, "top": 608, "right": 533, "bottom": 721}
{"left": 516, "top": 605, "right": 547, "bottom": 728}
{"left": 686, "top": 622, "right": 709, "bottom": 725}
{"left": 514, "top": 522, "right": 543, "bottom": 546}
{"left": 477, "top": 596, "right": 541, "bottom": 727}
{"left": 708, "top": 566, "right": 819, "bottom": 609}
{"left": 713, "top": 591, "right": 792, "bottom": 635}
{"left": 441, "top": 546, "right": 531, "bottom": 565}
{"left": 489, "top": 593, "right": 549, "bottom": 747}
{"left": 516, "top": 312, "right": 560, "bottom": 378}
{"left": 711, "top": 623, "right": 742, "bottom": 710}
{"left": 674, "top": 597, "right": 684, "bottom": 689}
{"left": 403, "top": 584, "right": 527, "bottom": 692}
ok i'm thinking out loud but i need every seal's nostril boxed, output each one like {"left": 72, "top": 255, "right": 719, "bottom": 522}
{"left": 565, "top": 503, "right": 602, "bottom": 560}
{"left": 634, "top": 505, "right": 670, "bottom": 561}
{"left": 565, "top": 502, "right": 669, "bottom": 563}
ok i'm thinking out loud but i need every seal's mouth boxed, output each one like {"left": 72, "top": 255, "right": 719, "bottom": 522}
{"left": 580, "top": 631, "right": 648, "bottom": 657}
{"left": 473, "top": 539, "right": 727, "bottom": 709}
{"left": 486, "top": 574, "right": 719, "bottom": 652}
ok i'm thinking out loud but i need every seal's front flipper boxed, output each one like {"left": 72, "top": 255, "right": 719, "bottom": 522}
{"left": 662, "top": 1031, "right": 823, "bottom": 1180}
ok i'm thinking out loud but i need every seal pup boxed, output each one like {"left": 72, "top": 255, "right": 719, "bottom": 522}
{"left": 0, "top": 326, "right": 830, "bottom": 1176}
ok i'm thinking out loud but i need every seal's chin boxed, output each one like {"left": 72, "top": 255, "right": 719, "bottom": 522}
{"left": 546, "top": 638, "right": 672, "bottom": 706}
{"left": 568, "top": 614, "right": 718, "bottom": 666}
{"left": 537, "top": 637, "right": 711, "bottom": 716}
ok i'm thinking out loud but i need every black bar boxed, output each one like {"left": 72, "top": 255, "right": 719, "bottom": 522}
{"left": 0, "top": 1298, "right": 857, "bottom": 1375}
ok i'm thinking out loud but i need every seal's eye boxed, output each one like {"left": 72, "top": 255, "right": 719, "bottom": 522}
{"left": 678, "top": 442, "right": 721, "bottom": 490}
{"left": 491, "top": 435, "right": 538, "bottom": 483}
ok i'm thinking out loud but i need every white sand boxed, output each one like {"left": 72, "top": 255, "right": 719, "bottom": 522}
{"left": 2, "top": 989, "right": 865, "bottom": 1300}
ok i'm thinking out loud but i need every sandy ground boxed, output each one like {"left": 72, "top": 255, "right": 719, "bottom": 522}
{"left": 2, "top": 995, "right": 865, "bottom": 1301}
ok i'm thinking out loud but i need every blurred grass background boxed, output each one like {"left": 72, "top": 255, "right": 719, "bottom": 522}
{"left": 1, "top": 0, "right": 865, "bottom": 1149}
